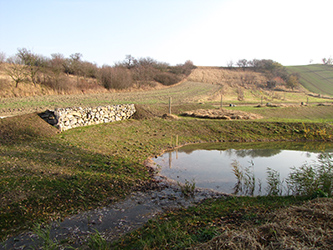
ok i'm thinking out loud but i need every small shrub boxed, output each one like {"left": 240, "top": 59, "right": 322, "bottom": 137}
{"left": 100, "top": 66, "right": 133, "bottom": 90}
{"left": 232, "top": 160, "right": 256, "bottom": 196}
{"left": 41, "top": 75, "right": 74, "bottom": 93}
{"left": 153, "top": 72, "right": 180, "bottom": 86}
{"left": 266, "top": 167, "right": 283, "bottom": 196}
{"left": 286, "top": 153, "right": 333, "bottom": 197}
{"left": 178, "top": 179, "right": 196, "bottom": 197}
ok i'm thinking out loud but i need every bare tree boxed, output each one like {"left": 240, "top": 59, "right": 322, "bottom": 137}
{"left": 5, "top": 56, "right": 27, "bottom": 87}
{"left": 236, "top": 59, "right": 248, "bottom": 69}
{"left": 322, "top": 57, "right": 332, "bottom": 65}
{"left": 17, "top": 48, "right": 44, "bottom": 85}
{"left": 123, "top": 55, "right": 137, "bottom": 69}
{"left": 0, "top": 52, "right": 6, "bottom": 64}
{"left": 226, "top": 60, "right": 234, "bottom": 68}
{"left": 50, "top": 53, "right": 66, "bottom": 76}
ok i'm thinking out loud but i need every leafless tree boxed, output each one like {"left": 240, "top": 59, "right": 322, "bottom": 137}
{"left": 236, "top": 59, "right": 248, "bottom": 69}
{"left": 322, "top": 57, "right": 332, "bottom": 65}
{"left": 226, "top": 60, "right": 234, "bottom": 68}
{"left": 17, "top": 48, "right": 45, "bottom": 85}
{"left": 0, "top": 52, "right": 6, "bottom": 64}
{"left": 5, "top": 56, "right": 27, "bottom": 87}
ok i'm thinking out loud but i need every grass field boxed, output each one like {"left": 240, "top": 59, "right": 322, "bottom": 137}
{"left": 287, "top": 64, "right": 333, "bottom": 96}
{"left": 1, "top": 80, "right": 331, "bottom": 119}
{"left": 1, "top": 78, "right": 333, "bottom": 248}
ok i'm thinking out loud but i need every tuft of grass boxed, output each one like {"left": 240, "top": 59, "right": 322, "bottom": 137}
{"left": 31, "top": 223, "right": 59, "bottom": 250}
{"left": 178, "top": 179, "right": 196, "bottom": 197}
{"left": 87, "top": 229, "right": 110, "bottom": 250}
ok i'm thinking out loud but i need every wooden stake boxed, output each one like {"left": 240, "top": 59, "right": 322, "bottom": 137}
{"left": 220, "top": 95, "right": 223, "bottom": 108}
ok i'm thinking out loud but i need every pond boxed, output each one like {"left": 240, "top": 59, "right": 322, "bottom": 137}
{"left": 153, "top": 142, "right": 333, "bottom": 195}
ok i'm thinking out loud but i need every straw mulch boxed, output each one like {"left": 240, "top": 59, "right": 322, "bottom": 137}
{"left": 182, "top": 109, "right": 263, "bottom": 120}
{"left": 192, "top": 198, "right": 333, "bottom": 250}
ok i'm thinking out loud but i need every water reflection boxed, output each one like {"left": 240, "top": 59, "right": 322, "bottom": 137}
{"left": 154, "top": 142, "right": 333, "bottom": 195}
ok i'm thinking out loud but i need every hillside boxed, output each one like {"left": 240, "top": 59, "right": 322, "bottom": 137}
{"left": 287, "top": 64, "right": 333, "bottom": 96}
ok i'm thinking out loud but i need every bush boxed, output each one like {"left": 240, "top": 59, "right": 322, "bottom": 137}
{"left": 287, "top": 153, "right": 333, "bottom": 196}
{"left": 41, "top": 75, "right": 74, "bottom": 93}
{"left": 153, "top": 72, "right": 181, "bottom": 86}
{"left": 99, "top": 66, "right": 133, "bottom": 90}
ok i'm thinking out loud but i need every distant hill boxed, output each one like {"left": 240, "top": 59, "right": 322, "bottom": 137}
{"left": 287, "top": 64, "right": 333, "bottom": 96}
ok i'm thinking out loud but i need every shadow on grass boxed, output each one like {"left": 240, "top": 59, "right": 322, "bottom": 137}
{"left": 0, "top": 135, "right": 151, "bottom": 241}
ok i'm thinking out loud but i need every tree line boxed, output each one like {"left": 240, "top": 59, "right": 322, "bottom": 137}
{"left": 228, "top": 58, "right": 300, "bottom": 90}
{"left": 0, "top": 48, "right": 196, "bottom": 91}
{"left": 2, "top": 48, "right": 318, "bottom": 92}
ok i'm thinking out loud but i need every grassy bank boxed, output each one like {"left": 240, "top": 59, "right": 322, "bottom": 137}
{"left": 113, "top": 196, "right": 314, "bottom": 249}
{"left": 1, "top": 107, "right": 333, "bottom": 242}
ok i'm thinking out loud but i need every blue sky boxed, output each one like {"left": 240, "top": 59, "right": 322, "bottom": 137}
{"left": 0, "top": 0, "right": 332, "bottom": 66}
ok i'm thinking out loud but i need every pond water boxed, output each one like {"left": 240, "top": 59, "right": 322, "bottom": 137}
{"left": 153, "top": 142, "right": 333, "bottom": 195}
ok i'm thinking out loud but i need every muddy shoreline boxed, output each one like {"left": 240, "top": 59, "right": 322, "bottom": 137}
{"left": 1, "top": 160, "right": 229, "bottom": 250}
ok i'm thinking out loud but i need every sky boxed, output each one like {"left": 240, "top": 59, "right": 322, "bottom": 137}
{"left": 0, "top": 0, "right": 332, "bottom": 67}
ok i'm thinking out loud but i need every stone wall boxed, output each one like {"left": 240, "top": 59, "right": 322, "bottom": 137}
{"left": 40, "top": 104, "right": 136, "bottom": 131}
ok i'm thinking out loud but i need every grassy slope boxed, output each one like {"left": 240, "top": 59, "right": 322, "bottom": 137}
{"left": 287, "top": 64, "right": 333, "bottom": 96}
{"left": 1, "top": 106, "right": 333, "bottom": 242}
{"left": 1, "top": 68, "right": 333, "bottom": 247}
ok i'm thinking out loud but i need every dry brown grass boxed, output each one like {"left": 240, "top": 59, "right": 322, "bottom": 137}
{"left": 186, "top": 67, "right": 270, "bottom": 102}
{"left": 192, "top": 198, "right": 333, "bottom": 250}
{"left": 187, "top": 67, "right": 266, "bottom": 86}
{"left": 0, "top": 64, "right": 107, "bottom": 98}
{"left": 181, "top": 108, "right": 263, "bottom": 120}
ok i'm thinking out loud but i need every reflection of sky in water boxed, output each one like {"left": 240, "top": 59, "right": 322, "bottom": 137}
{"left": 154, "top": 148, "right": 328, "bottom": 194}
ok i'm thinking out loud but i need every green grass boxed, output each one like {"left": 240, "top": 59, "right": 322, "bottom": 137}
{"left": 1, "top": 85, "right": 333, "bottom": 247}
{"left": 1, "top": 112, "right": 333, "bottom": 241}
{"left": 287, "top": 64, "right": 333, "bottom": 96}
{"left": 112, "top": 196, "right": 311, "bottom": 249}
{"left": 0, "top": 81, "right": 221, "bottom": 113}
{"left": 225, "top": 105, "right": 333, "bottom": 123}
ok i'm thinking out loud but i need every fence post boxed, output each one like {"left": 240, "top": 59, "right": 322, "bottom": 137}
{"left": 220, "top": 95, "right": 223, "bottom": 108}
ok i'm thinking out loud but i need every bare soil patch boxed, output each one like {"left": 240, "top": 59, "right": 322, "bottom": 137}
{"left": 181, "top": 108, "right": 263, "bottom": 120}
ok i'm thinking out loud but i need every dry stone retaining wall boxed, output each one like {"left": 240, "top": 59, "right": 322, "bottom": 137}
{"left": 40, "top": 104, "right": 136, "bottom": 131}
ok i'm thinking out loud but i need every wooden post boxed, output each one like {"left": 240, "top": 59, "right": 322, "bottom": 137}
{"left": 220, "top": 95, "right": 223, "bottom": 108}
{"left": 169, "top": 97, "right": 172, "bottom": 114}
{"left": 176, "top": 135, "right": 178, "bottom": 147}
